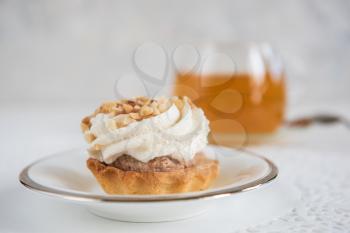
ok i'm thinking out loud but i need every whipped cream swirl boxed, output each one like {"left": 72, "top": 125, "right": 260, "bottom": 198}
{"left": 87, "top": 98, "right": 210, "bottom": 164}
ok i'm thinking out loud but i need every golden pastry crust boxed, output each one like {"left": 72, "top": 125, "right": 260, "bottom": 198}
{"left": 87, "top": 153, "right": 219, "bottom": 195}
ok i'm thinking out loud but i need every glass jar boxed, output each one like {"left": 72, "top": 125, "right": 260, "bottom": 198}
{"left": 172, "top": 42, "right": 286, "bottom": 146}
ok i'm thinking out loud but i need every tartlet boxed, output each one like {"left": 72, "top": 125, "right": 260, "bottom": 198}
{"left": 81, "top": 96, "right": 219, "bottom": 195}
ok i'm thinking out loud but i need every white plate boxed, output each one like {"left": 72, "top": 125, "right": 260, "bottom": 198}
{"left": 19, "top": 146, "right": 277, "bottom": 222}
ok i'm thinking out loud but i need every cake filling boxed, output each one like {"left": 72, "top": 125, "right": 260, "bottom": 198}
{"left": 110, "top": 154, "right": 189, "bottom": 172}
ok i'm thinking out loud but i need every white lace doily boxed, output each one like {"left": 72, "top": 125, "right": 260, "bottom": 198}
{"left": 234, "top": 146, "right": 350, "bottom": 233}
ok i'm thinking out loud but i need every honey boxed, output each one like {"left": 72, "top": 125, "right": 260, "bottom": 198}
{"left": 173, "top": 72, "right": 286, "bottom": 136}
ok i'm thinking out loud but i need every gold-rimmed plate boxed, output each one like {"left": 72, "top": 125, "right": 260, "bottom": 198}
{"left": 19, "top": 145, "right": 277, "bottom": 222}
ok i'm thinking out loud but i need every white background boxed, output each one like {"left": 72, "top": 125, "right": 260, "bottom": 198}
{"left": 1, "top": 0, "right": 350, "bottom": 106}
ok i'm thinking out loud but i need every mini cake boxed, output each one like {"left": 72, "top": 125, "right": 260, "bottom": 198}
{"left": 81, "top": 96, "right": 219, "bottom": 194}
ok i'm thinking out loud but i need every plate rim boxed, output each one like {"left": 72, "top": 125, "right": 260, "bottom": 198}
{"left": 19, "top": 146, "right": 278, "bottom": 203}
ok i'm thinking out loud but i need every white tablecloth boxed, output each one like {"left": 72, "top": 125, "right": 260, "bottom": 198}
{"left": 1, "top": 103, "right": 349, "bottom": 233}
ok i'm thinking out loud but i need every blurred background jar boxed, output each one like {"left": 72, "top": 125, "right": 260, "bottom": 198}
{"left": 172, "top": 42, "right": 286, "bottom": 147}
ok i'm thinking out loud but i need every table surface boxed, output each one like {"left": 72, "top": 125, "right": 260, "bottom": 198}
{"left": 1, "top": 102, "right": 350, "bottom": 233}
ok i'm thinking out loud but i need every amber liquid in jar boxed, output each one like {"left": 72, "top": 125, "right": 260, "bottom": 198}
{"left": 173, "top": 72, "right": 286, "bottom": 137}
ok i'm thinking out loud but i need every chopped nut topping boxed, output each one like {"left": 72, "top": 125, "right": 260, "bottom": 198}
{"left": 84, "top": 133, "right": 96, "bottom": 143}
{"left": 115, "top": 115, "right": 135, "bottom": 128}
{"left": 111, "top": 106, "right": 124, "bottom": 115}
{"left": 82, "top": 116, "right": 90, "bottom": 124}
{"left": 122, "top": 103, "right": 133, "bottom": 113}
{"left": 92, "top": 144, "right": 103, "bottom": 151}
{"left": 81, "top": 122, "right": 89, "bottom": 132}
{"left": 140, "top": 105, "right": 154, "bottom": 116}
{"left": 129, "top": 112, "right": 141, "bottom": 120}
{"left": 152, "top": 106, "right": 160, "bottom": 115}
{"left": 150, "top": 101, "right": 158, "bottom": 108}
{"left": 81, "top": 117, "right": 91, "bottom": 132}
{"left": 81, "top": 96, "right": 195, "bottom": 133}
{"left": 99, "top": 101, "right": 116, "bottom": 113}
{"left": 133, "top": 105, "right": 141, "bottom": 111}
{"left": 127, "top": 100, "right": 136, "bottom": 106}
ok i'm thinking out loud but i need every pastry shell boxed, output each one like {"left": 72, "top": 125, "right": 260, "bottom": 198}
{"left": 87, "top": 153, "right": 219, "bottom": 195}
